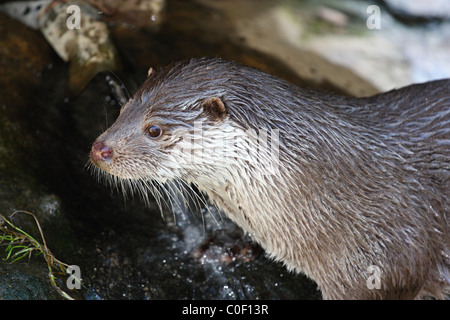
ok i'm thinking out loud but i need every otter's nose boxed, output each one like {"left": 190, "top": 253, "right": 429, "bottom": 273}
{"left": 91, "top": 141, "right": 113, "bottom": 162}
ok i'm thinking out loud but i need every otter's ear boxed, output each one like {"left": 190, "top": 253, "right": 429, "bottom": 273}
{"left": 201, "top": 97, "right": 227, "bottom": 122}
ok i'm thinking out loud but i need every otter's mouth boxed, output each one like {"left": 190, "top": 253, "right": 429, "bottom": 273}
{"left": 88, "top": 140, "right": 193, "bottom": 214}
{"left": 89, "top": 139, "right": 138, "bottom": 180}
{"left": 90, "top": 138, "right": 170, "bottom": 183}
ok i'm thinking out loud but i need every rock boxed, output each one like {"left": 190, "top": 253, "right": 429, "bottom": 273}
{"left": 198, "top": 0, "right": 450, "bottom": 94}
{"left": 316, "top": 6, "right": 349, "bottom": 27}
{"left": 0, "top": 261, "right": 61, "bottom": 300}
{"left": 384, "top": 0, "right": 450, "bottom": 19}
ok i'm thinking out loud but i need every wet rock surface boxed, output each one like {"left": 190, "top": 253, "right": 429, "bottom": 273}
{"left": 0, "top": 0, "right": 448, "bottom": 300}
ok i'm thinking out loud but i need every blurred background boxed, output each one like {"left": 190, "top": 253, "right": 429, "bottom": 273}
{"left": 0, "top": 0, "right": 449, "bottom": 300}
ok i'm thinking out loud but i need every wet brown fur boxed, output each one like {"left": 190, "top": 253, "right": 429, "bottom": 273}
{"left": 91, "top": 58, "right": 449, "bottom": 299}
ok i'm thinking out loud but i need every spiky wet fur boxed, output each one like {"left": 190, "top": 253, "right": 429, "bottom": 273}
{"left": 90, "top": 58, "right": 449, "bottom": 299}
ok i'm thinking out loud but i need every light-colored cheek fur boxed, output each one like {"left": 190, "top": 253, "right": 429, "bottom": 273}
{"left": 169, "top": 119, "right": 294, "bottom": 247}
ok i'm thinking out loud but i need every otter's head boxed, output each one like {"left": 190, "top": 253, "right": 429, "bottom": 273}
{"left": 90, "top": 58, "right": 257, "bottom": 197}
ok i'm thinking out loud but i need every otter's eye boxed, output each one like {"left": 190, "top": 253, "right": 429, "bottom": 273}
{"left": 147, "top": 125, "right": 162, "bottom": 138}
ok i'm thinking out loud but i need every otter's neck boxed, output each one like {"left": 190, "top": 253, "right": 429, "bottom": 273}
{"left": 198, "top": 94, "right": 423, "bottom": 280}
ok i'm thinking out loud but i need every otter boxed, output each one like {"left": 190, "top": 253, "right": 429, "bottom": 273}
{"left": 90, "top": 58, "right": 449, "bottom": 299}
